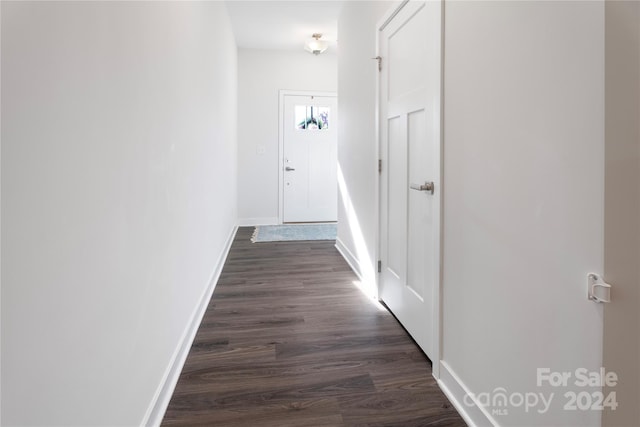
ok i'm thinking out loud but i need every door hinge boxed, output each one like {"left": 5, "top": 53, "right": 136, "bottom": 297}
{"left": 372, "top": 56, "right": 382, "bottom": 72}
{"left": 378, "top": 159, "right": 382, "bottom": 174}
{"left": 377, "top": 260, "right": 382, "bottom": 273}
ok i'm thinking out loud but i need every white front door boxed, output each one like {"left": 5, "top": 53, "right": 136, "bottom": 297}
{"left": 282, "top": 94, "right": 338, "bottom": 223}
{"left": 378, "top": 0, "right": 442, "bottom": 360}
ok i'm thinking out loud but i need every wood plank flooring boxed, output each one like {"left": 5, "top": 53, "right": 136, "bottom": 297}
{"left": 162, "top": 227, "right": 465, "bottom": 426}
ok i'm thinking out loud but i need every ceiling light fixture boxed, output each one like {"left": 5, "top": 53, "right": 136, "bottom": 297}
{"left": 304, "top": 33, "right": 328, "bottom": 55}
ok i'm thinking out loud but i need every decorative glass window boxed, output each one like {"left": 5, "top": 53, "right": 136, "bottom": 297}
{"left": 295, "top": 106, "right": 330, "bottom": 130}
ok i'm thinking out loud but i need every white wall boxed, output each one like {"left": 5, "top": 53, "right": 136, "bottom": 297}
{"left": 237, "top": 49, "right": 336, "bottom": 225}
{"left": 336, "top": 1, "right": 392, "bottom": 292}
{"left": 1, "top": 2, "right": 237, "bottom": 425}
{"left": 603, "top": 2, "right": 640, "bottom": 425}
{"left": 442, "top": 2, "right": 604, "bottom": 426}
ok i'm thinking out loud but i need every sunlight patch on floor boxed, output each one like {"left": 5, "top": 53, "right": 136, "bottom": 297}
{"left": 351, "top": 280, "right": 388, "bottom": 312}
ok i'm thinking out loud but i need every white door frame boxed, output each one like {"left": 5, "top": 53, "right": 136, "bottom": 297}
{"left": 374, "top": 0, "right": 445, "bottom": 379}
{"left": 278, "top": 90, "right": 338, "bottom": 224}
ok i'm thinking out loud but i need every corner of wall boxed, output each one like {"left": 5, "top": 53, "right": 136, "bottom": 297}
{"left": 143, "top": 225, "right": 238, "bottom": 427}
{"left": 237, "top": 218, "right": 279, "bottom": 227}
{"left": 437, "top": 362, "right": 497, "bottom": 427}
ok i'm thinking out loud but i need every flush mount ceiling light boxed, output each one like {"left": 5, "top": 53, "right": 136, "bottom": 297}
{"left": 304, "top": 33, "right": 328, "bottom": 55}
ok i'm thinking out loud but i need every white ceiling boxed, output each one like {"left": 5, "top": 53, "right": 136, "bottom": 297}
{"left": 225, "top": 1, "right": 343, "bottom": 53}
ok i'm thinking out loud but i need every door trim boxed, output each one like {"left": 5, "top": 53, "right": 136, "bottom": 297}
{"left": 278, "top": 90, "right": 338, "bottom": 225}
{"left": 375, "top": 0, "right": 444, "bottom": 379}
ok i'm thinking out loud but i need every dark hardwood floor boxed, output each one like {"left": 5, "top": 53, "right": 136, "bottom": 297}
{"left": 162, "top": 227, "right": 465, "bottom": 426}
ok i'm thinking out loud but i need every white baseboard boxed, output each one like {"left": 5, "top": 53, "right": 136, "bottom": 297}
{"left": 335, "top": 237, "right": 363, "bottom": 282}
{"left": 237, "top": 217, "right": 279, "bottom": 226}
{"left": 142, "top": 225, "right": 238, "bottom": 427}
{"left": 438, "top": 361, "right": 497, "bottom": 427}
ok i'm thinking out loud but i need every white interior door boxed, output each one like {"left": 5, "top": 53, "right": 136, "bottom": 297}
{"left": 378, "top": 0, "right": 442, "bottom": 360}
{"left": 282, "top": 94, "right": 338, "bottom": 223}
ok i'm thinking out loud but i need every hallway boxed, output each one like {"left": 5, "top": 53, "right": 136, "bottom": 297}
{"left": 3, "top": 2, "right": 638, "bottom": 425}
{"left": 162, "top": 227, "right": 464, "bottom": 426}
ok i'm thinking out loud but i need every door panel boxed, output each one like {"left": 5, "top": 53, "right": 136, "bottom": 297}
{"left": 408, "top": 108, "right": 429, "bottom": 301}
{"left": 379, "top": 0, "right": 441, "bottom": 360}
{"left": 387, "top": 114, "right": 407, "bottom": 281}
{"left": 388, "top": 6, "right": 429, "bottom": 100}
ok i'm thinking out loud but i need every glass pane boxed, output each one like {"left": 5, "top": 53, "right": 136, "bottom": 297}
{"left": 317, "top": 107, "right": 330, "bottom": 130}
{"left": 295, "top": 106, "right": 307, "bottom": 129}
{"left": 295, "top": 105, "right": 330, "bottom": 130}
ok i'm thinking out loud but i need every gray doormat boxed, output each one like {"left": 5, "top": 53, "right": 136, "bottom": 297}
{"left": 251, "top": 224, "right": 337, "bottom": 242}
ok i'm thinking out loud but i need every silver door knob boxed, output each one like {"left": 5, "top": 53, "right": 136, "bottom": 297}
{"left": 410, "top": 182, "right": 434, "bottom": 194}
{"left": 285, "top": 166, "right": 296, "bottom": 171}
